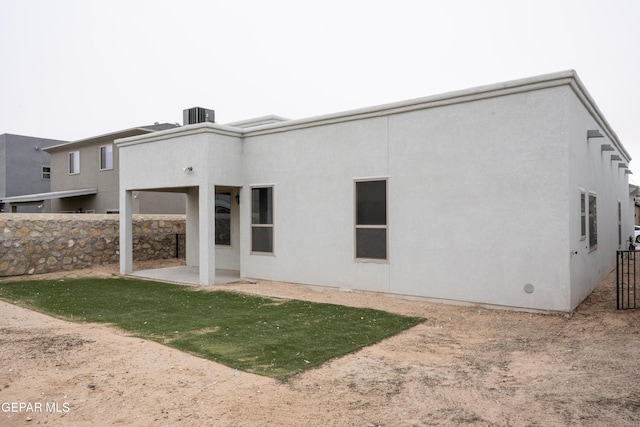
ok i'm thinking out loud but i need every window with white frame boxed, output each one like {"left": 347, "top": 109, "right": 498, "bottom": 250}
{"left": 69, "top": 151, "right": 80, "bottom": 174}
{"left": 100, "top": 144, "right": 113, "bottom": 170}
{"left": 580, "top": 191, "right": 586, "bottom": 240}
{"left": 589, "top": 193, "right": 597, "bottom": 251}
{"left": 355, "top": 179, "right": 387, "bottom": 260}
{"left": 251, "top": 186, "right": 273, "bottom": 253}
{"left": 42, "top": 165, "right": 51, "bottom": 180}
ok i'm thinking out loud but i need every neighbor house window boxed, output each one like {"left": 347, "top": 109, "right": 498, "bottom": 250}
{"left": 42, "top": 165, "right": 51, "bottom": 180}
{"left": 100, "top": 144, "right": 113, "bottom": 170}
{"left": 216, "top": 193, "right": 231, "bottom": 246}
{"left": 251, "top": 186, "right": 273, "bottom": 253}
{"left": 355, "top": 179, "right": 387, "bottom": 260}
{"left": 580, "top": 191, "right": 586, "bottom": 240}
{"left": 589, "top": 193, "right": 597, "bottom": 251}
{"left": 69, "top": 151, "right": 80, "bottom": 174}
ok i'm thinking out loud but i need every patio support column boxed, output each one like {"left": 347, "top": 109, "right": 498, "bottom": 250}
{"left": 119, "top": 189, "right": 133, "bottom": 275}
{"left": 185, "top": 186, "right": 200, "bottom": 267}
{"left": 198, "top": 184, "right": 216, "bottom": 285}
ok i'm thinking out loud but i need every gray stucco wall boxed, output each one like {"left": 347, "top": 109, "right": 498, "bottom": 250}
{"left": 47, "top": 135, "right": 186, "bottom": 214}
{"left": 0, "top": 134, "right": 67, "bottom": 213}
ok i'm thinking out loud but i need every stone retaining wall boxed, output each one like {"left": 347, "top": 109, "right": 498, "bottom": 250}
{"left": 0, "top": 214, "right": 185, "bottom": 277}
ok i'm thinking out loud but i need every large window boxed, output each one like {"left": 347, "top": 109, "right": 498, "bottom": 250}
{"left": 215, "top": 193, "right": 231, "bottom": 246}
{"left": 251, "top": 187, "right": 273, "bottom": 253}
{"left": 100, "top": 145, "right": 113, "bottom": 170}
{"left": 355, "top": 179, "right": 387, "bottom": 260}
{"left": 589, "top": 193, "right": 597, "bottom": 251}
{"left": 69, "top": 151, "right": 80, "bottom": 174}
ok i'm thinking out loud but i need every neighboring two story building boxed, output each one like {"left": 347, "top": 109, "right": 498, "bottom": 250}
{"left": 2, "top": 124, "right": 185, "bottom": 214}
{"left": 0, "top": 133, "right": 67, "bottom": 213}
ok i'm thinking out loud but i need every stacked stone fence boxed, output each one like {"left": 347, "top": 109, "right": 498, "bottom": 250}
{"left": 0, "top": 214, "right": 186, "bottom": 277}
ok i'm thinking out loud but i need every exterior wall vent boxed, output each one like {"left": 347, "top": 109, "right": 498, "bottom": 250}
{"left": 183, "top": 107, "right": 215, "bottom": 125}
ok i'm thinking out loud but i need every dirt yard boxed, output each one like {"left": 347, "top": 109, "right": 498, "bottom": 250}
{"left": 1, "top": 260, "right": 639, "bottom": 426}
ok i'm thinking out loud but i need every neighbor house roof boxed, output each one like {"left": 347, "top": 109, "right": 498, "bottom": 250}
{"left": 0, "top": 188, "right": 98, "bottom": 203}
{"left": 43, "top": 124, "right": 178, "bottom": 152}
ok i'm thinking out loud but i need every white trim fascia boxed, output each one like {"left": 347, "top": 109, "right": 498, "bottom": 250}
{"left": 566, "top": 73, "right": 631, "bottom": 162}
{"left": 225, "top": 115, "right": 291, "bottom": 128}
{"left": 114, "top": 70, "right": 631, "bottom": 163}
{"left": 115, "top": 122, "right": 243, "bottom": 148}
{"left": 242, "top": 70, "right": 583, "bottom": 137}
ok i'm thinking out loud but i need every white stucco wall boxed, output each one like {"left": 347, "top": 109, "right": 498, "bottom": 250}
{"left": 117, "top": 125, "right": 244, "bottom": 280}
{"left": 240, "top": 117, "right": 392, "bottom": 292}
{"left": 388, "top": 87, "right": 572, "bottom": 310}
{"left": 118, "top": 128, "right": 242, "bottom": 191}
{"left": 566, "top": 85, "right": 633, "bottom": 309}
{"left": 240, "top": 87, "right": 575, "bottom": 311}
{"left": 116, "top": 71, "right": 633, "bottom": 312}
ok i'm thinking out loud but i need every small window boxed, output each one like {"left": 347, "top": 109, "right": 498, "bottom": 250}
{"left": 618, "top": 201, "right": 622, "bottom": 247}
{"left": 580, "top": 191, "right": 586, "bottom": 240}
{"left": 355, "top": 179, "right": 387, "bottom": 260}
{"left": 100, "top": 145, "right": 113, "bottom": 170}
{"left": 42, "top": 165, "right": 51, "bottom": 180}
{"left": 69, "top": 151, "right": 80, "bottom": 174}
{"left": 589, "top": 193, "right": 597, "bottom": 251}
{"left": 251, "top": 186, "right": 273, "bottom": 253}
{"left": 215, "top": 193, "right": 231, "bottom": 246}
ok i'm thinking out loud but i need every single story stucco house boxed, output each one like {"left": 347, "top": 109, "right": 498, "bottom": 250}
{"left": 116, "top": 70, "right": 634, "bottom": 312}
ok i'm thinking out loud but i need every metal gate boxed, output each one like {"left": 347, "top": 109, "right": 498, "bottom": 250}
{"left": 176, "top": 233, "right": 186, "bottom": 259}
{"left": 616, "top": 250, "right": 638, "bottom": 310}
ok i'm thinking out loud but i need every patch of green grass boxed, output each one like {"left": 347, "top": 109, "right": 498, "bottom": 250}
{"left": 0, "top": 278, "right": 423, "bottom": 379}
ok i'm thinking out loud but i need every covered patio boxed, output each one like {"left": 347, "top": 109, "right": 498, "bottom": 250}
{"left": 129, "top": 266, "right": 241, "bottom": 286}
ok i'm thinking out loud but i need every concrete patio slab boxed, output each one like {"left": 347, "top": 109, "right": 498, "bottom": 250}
{"left": 129, "top": 266, "right": 240, "bottom": 286}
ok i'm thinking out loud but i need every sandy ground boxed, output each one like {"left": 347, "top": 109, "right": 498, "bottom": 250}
{"left": 0, "top": 260, "right": 639, "bottom": 426}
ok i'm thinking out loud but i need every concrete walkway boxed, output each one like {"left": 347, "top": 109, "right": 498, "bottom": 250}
{"left": 129, "top": 266, "right": 241, "bottom": 286}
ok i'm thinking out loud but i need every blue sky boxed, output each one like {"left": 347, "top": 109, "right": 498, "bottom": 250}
{"left": 1, "top": 0, "right": 639, "bottom": 177}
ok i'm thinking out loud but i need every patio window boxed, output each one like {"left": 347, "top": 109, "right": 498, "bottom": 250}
{"left": 251, "top": 186, "right": 273, "bottom": 253}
